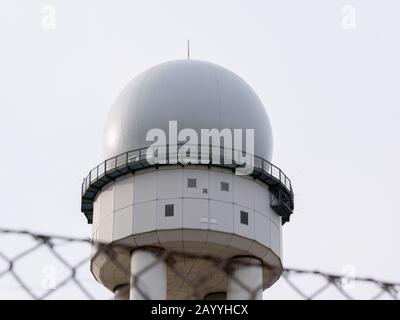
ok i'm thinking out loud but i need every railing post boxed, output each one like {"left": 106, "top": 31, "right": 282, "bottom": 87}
{"left": 166, "top": 144, "right": 169, "bottom": 164}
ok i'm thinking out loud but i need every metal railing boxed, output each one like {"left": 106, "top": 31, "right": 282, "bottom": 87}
{"left": 81, "top": 144, "right": 293, "bottom": 204}
{"left": 81, "top": 144, "right": 294, "bottom": 224}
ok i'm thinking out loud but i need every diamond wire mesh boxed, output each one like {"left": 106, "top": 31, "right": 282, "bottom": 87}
{"left": 0, "top": 228, "right": 398, "bottom": 300}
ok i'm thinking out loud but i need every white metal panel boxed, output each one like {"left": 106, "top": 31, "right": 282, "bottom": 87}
{"left": 233, "top": 176, "right": 254, "bottom": 210}
{"left": 183, "top": 169, "right": 209, "bottom": 199}
{"left": 113, "top": 206, "right": 133, "bottom": 240}
{"left": 133, "top": 172, "right": 157, "bottom": 204}
{"left": 209, "top": 200, "right": 234, "bottom": 233}
{"left": 133, "top": 201, "right": 157, "bottom": 234}
{"left": 254, "top": 182, "right": 270, "bottom": 219}
{"left": 254, "top": 212, "right": 270, "bottom": 247}
{"left": 100, "top": 184, "right": 114, "bottom": 219}
{"left": 270, "top": 211, "right": 282, "bottom": 229}
{"left": 93, "top": 197, "right": 101, "bottom": 227}
{"left": 92, "top": 225, "right": 99, "bottom": 242}
{"left": 233, "top": 205, "right": 255, "bottom": 240}
{"left": 98, "top": 214, "right": 113, "bottom": 243}
{"left": 270, "top": 221, "right": 281, "bottom": 257}
{"left": 157, "top": 170, "right": 183, "bottom": 199}
{"left": 157, "top": 199, "right": 183, "bottom": 230}
{"left": 209, "top": 171, "right": 233, "bottom": 203}
{"left": 182, "top": 199, "right": 208, "bottom": 229}
{"left": 114, "top": 176, "right": 134, "bottom": 211}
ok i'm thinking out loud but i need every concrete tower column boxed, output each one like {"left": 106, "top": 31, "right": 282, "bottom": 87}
{"left": 227, "top": 256, "right": 263, "bottom": 300}
{"left": 114, "top": 284, "right": 129, "bottom": 300}
{"left": 130, "top": 248, "right": 167, "bottom": 300}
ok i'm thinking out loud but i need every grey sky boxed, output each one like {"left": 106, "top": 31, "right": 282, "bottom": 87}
{"left": 0, "top": 0, "right": 399, "bottom": 299}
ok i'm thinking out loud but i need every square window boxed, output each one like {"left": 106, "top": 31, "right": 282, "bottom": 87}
{"left": 240, "top": 211, "right": 248, "bottom": 225}
{"left": 165, "top": 204, "right": 174, "bottom": 217}
{"left": 202, "top": 188, "right": 208, "bottom": 194}
{"left": 221, "top": 182, "right": 229, "bottom": 192}
{"left": 187, "top": 178, "right": 197, "bottom": 188}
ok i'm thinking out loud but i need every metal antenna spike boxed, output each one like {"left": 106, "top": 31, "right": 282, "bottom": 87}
{"left": 187, "top": 40, "right": 190, "bottom": 60}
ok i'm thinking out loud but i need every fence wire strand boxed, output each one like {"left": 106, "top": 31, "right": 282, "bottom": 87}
{"left": 0, "top": 228, "right": 398, "bottom": 300}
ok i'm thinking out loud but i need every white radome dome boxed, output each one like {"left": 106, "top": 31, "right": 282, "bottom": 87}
{"left": 104, "top": 60, "right": 273, "bottom": 161}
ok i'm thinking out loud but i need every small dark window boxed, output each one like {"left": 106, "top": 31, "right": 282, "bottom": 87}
{"left": 221, "top": 182, "right": 229, "bottom": 192}
{"left": 165, "top": 204, "right": 174, "bottom": 217}
{"left": 187, "top": 178, "right": 197, "bottom": 188}
{"left": 240, "top": 211, "right": 248, "bottom": 225}
{"left": 202, "top": 188, "right": 208, "bottom": 194}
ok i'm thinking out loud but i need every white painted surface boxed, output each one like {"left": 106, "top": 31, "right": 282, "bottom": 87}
{"left": 103, "top": 60, "right": 273, "bottom": 161}
{"left": 132, "top": 201, "right": 157, "bottom": 234}
{"left": 183, "top": 168, "right": 209, "bottom": 199}
{"left": 254, "top": 181, "right": 271, "bottom": 219}
{"left": 114, "top": 176, "right": 134, "bottom": 211}
{"left": 133, "top": 173, "right": 156, "bottom": 203}
{"left": 130, "top": 249, "right": 167, "bottom": 300}
{"left": 157, "top": 199, "right": 183, "bottom": 229}
{"left": 270, "top": 210, "right": 282, "bottom": 229}
{"left": 98, "top": 214, "right": 113, "bottom": 243}
{"left": 270, "top": 220, "right": 282, "bottom": 257}
{"left": 227, "top": 257, "right": 263, "bottom": 300}
{"left": 93, "top": 167, "right": 282, "bottom": 252}
{"left": 157, "top": 170, "right": 183, "bottom": 199}
{"left": 182, "top": 199, "right": 208, "bottom": 230}
{"left": 209, "top": 201, "right": 234, "bottom": 233}
{"left": 113, "top": 206, "right": 133, "bottom": 240}
{"left": 100, "top": 184, "right": 114, "bottom": 219}
{"left": 233, "top": 205, "right": 255, "bottom": 239}
{"left": 92, "top": 166, "right": 283, "bottom": 296}
{"left": 233, "top": 176, "right": 254, "bottom": 210}
{"left": 254, "top": 212, "right": 271, "bottom": 247}
{"left": 209, "top": 171, "right": 233, "bottom": 203}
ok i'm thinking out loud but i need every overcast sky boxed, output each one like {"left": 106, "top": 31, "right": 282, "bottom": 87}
{"left": 0, "top": 0, "right": 399, "bottom": 299}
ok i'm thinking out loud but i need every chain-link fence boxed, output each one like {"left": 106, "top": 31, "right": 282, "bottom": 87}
{"left": 0, "top": 227, "right": 398, "bottom": 300}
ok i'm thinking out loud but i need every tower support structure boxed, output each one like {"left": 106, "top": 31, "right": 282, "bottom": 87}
{"left": 130, "top": 248, "right": 167, "bottom": 300}
{"left": 227, "top": 256, "right": 263, "bottom": 300}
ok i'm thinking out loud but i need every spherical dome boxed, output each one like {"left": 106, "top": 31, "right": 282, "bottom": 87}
{"left": 104, "top": 60, "right": 273, "bottom": 161}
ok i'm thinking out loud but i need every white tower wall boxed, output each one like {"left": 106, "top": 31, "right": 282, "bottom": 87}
{"left": 90, "top": 166, "right": 283, "bottom": 299}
